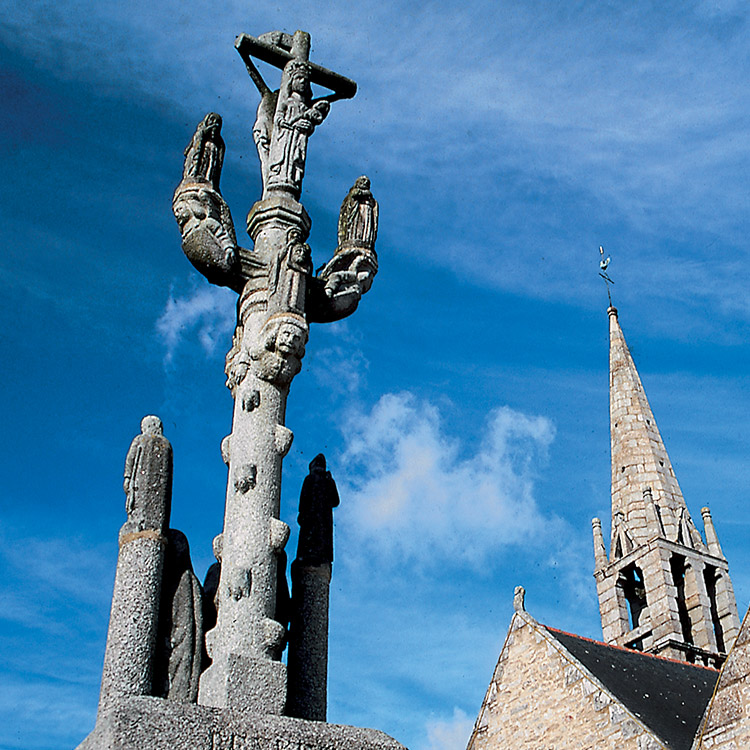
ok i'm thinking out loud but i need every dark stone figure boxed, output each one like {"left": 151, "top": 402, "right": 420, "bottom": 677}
{"left": 153, "top": 529, "right": 204, "bottom": 703}
{"left": 122, "top": 415, "right": 173, "bottom": 535}
{"left": 296, "top": 454, "right": 340, "bottom": 565}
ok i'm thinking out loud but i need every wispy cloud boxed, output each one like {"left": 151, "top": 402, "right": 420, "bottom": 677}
{"left": 425, "top": 708, "right": 474, "bottom": 750}
{"left": 6, "top": 1, "right": 750, "bottom": 326}
{"left": 334, "top": 392, "right": 557, "bottom": 568}
{"left": 156, "top": 282, "right": 235, "bottom": 364}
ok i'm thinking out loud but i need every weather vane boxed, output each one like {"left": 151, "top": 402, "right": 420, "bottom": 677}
{"left": 599, "top": 245, "right": 614, "bottom": 306}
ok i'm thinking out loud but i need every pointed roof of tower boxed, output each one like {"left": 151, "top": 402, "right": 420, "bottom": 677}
{"left": 608, "top": 306, "right": 704, "bottom": 552}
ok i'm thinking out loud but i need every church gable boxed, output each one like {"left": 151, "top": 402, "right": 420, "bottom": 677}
{"left": 467, "top": 610, "right": 666, "bottom": 750}
{"left": 694, "top": 605, "right": 750, "bottom": 749}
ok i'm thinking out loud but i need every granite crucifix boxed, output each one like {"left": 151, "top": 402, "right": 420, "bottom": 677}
{"left": 172, "top": 30, "right": 379, "bottom": 715}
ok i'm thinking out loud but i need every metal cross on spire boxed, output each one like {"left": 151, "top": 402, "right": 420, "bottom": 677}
{"left": 599, "top": 245, "right": 614, "bottom": 307}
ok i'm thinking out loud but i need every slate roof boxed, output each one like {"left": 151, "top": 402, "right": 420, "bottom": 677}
{"left": 546, "top": 627, "right": 718, "bottom": 750}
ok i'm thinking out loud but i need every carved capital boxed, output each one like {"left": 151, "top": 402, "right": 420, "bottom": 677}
{"left": 246, "top": 196, "right": 311, "bottom": 241}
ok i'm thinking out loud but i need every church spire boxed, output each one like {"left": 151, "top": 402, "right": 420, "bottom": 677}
{"left": 593, "top": 305, "right": 740, "bottom": 666}
{"left": 608, "top": 306, "right": 703, "bottom": 552}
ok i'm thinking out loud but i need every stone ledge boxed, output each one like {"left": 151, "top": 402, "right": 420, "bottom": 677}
{"left": 77, "top": 696, "right": 406, "bottom": 750}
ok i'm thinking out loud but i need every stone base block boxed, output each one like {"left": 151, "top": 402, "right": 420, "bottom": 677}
{"left": 199, "top": 654, "right": 287, "bottom": 715}
{"left": 76, "top": 696, "right": 406, "bottom": 750}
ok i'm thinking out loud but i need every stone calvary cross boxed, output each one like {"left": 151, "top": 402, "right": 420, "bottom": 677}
{"left": 172, "top": 29, "right": 379, "bottom": 714}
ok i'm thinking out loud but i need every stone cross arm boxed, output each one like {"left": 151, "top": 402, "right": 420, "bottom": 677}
{"left": 235, "top": 33, "right": 357, "bottom": 100}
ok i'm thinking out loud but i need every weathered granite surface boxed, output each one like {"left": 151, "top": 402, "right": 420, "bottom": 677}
{"left": 98, "top": 417, "right": 172, "bottom": 717}
{"left": 153, "top": 528, "right": 204, "bottom": 703}
{"left": 171, "top": 30, "right": 380, "bottom": 713}
{"left": 77, "top": 696, "right": 406, "bottom": 750}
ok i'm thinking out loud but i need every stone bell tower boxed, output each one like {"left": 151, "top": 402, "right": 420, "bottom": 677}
{"left": 592, "top": 306, "right": 740, "bottom": 666}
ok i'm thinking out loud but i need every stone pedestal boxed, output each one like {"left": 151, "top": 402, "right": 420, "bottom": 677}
{"left": 98, "top": 531, "right": 166, "bottom": 716}
{"left": 287, "top": 562, "right": 332, "bottom": 721}
{"left": 77, "top": 696, "right": 407, "bottom": 750}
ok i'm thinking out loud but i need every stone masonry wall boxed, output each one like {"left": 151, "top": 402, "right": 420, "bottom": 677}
{"left": 695, "top": 607, "right": 750, "bottom": 749}
{"left": 467, "top": 613, "right": 665, "bottom": 750}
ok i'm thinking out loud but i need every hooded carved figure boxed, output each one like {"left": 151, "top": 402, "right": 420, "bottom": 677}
{"left": 295, "top": 454, "right": 340, "bottom": 566}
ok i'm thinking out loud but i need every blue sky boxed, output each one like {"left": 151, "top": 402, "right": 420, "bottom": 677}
{"left": 2, "top": 2, "right": 750, "bottom": 749}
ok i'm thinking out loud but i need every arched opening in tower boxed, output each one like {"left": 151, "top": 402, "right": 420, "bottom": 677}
{"left": 617, "top": 563, "right": 648, "bottom": 630}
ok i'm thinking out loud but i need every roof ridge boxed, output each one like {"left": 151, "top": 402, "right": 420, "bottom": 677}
{"left": 544, "top": 625, "right": 718, "bottom": 672}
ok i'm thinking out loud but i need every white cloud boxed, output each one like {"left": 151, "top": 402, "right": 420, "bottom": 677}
{"left": 335, "top": 393, "right": 557, "bottom": 568}
{"left": 156, "top": 282, "right": 235, "bottom": 364}
{"left": 425, "top": 708, "right": 475, "bottom": 750}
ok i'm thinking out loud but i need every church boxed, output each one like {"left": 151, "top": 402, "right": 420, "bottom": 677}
{"left": 466, "top": 306, "right": 750, "bottom": 750}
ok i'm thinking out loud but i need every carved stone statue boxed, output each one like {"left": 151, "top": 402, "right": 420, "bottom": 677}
{"left": 98, "top": 416, "right": 173, "bottom": 717}
{"left": 202, "top": 534, "right": 223, "bottom": 651}
{"left": 153, "top": 529, "right": 204, "bottom": 703}
{"left": 173, "top": 114, "right": 240, "bottom": 290}
{"left": 265, "top": 60, "right": 330, "bottom": 196}
{"left": 182, "top": 112, "right": 225, "bottom": 190}
{"left": 123, "top": 415, "right": 172, "bottom": 535}
{"left": 296, "top": 454, "right": 340, "bottom": 565}
{"left": 178, "top": 31, "right": 376, "bottom": 714}
{"left": 225, "top": 325, "right": 252, "bottom": 396}
{"left": 303, "top": 176, "right": 379, "bottom": 324}
{"left": 337, "top": 175, "right": 378, "bottom": 250}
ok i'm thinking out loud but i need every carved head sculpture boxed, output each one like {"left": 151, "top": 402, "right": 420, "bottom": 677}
{"left": 204, "top": 112, "right": 222, "bottom": 136}
{"left": 276, "top": 322, "right": 306, "bottom": 358}
{"left": 309, "top": 453, "right": 327, "bottom": 474}
{"left": 251, "top": 314, "right": 308, "bottom": 385}
{"left": 354, "top": 175, "right": 371, "bottom": 192}
{"left": 285, "top": 60, "right": 312, "bottom": 100}
{"left": 141, "top": 415, "right": 163, "bottom": 436}
{"left": 286, "top": 227, "right": 312, "bottom": 274}
{"left": 173, "top": 186, "right": 217, "bottom": 230}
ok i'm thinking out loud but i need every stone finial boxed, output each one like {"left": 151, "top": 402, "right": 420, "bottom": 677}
{"left": 513, "top": 586, "right": 526, "bottom": 612}
{"left": 701, "top": 506, "right": 725, "bottom": 558}
{"left": 592, "top": 518, "right": 608, "bottom": 570}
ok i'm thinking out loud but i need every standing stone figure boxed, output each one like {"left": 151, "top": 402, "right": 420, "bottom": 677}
{"left": 98, "top": 416, "right": 172, "bottom": 716}
{"left": 337, "top": 175, "right": 378, "bottom": 251}
{"left": 287, "top": 454, "right": 340, "bottom": 721}
{"left": 265, "top": 60, "right": 330, "bottom": 197}
{"left": 153, "top": 529, "right": 204, "bottom": 703}
{"left": 296, "top": 454, "right": 340, "bottom": 565}
{"left": 172, "top": 114, "right": 239, "bottom": 290}
{"left": 182, "top": 112, "right": 226, "bottom": 190}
